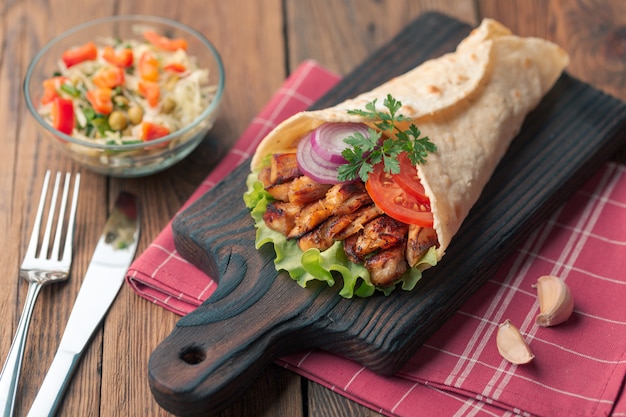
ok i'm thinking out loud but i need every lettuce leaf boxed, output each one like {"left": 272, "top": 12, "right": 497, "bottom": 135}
{"left": 244, "top": 171, "right": 437, "bottom": 298}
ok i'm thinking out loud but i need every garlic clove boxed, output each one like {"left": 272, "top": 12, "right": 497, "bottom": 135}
{"left": 496, "top": 320, "right": 535, "bottom": 365}
{"left": 532, "top": 275, "right": 574, "bottom": 327}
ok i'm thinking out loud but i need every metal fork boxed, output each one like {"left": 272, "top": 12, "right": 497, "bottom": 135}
{"left": 0, "top": 171, "right": 80, "bottom": 417}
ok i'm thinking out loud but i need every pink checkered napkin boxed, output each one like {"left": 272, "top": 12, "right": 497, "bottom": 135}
{"left": 126, "top": 62, "right": 626, "bottom": 417}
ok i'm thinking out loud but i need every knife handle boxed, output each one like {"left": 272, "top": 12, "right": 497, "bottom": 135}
{"left": 26, "top": 350, "right": 79, "bottom": 417}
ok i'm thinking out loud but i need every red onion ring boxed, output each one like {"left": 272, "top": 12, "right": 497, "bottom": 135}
{"left": 310, "top": 123, "right": 370, "bottom": 164}
{"left": 297, "top": 132, "right": 343, "bottom": 184}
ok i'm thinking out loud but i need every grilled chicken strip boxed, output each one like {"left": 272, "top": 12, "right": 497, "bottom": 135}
{"left": 262, "top": 170, "right": 332, "bottom": 204}
{"left": 258, "top": 164, "right": 292, "bottom": 201}
{"left": 324, "top": 182, "right": 371, "bottom": 215}
{"left": 288, "top": 176, "right": 332, "bottom": 205}
{"left": 265, "top": 181, "right": 291, "bottom": 201}
{"left": 333, "top": 204, "right": 383, "bottom": 241}
{"left": 262, "top": 201, "right": 301, "bottom": 235}
{"left": 287, "top": 200, "right": 330, "bottom": 239}
{"left": 351, "top": 215, "right": 408, "bottom": 259}
{"left": 343, "top": 234, "right": 362, "bottom": 265}
{"left": 298, "top": 214, "right": 354, "bottom": 252}
{"left": 298, "top": 204, "right": 384, "bottom": 252}
{"left": 366, "top": 246, "right": 408, "bottom": 286}
{"left": 406, "top": 224, "right": 439, "bottom": 267}
{"left": 342, "top": 215, "right": 410, "bottom": 286}
{"left": 287, "top": 182, "right": 371, "bottom": 239}
{"left": 270, "top": 153, "right": 301, "bottom": 184}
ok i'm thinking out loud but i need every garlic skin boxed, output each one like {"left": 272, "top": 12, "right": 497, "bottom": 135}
{"left": 496, "top": 320, "right": 535, "bottom": 365}
{"left": 533, "top": 275, "right": 574, "bottom": 327}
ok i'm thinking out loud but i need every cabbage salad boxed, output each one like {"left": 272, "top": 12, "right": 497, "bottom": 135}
{"left": 38, "top": 30, "right": 217, "bottom": 146}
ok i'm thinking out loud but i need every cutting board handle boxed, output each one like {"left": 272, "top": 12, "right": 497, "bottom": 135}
{"left": 148, "top": 273, "right": 279, "bottom": 415}
{"left": 147, "top": 204, "right": 334, "bottom": 416}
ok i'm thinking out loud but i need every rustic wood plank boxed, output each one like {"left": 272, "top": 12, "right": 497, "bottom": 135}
{"left": 479, "top": 0, "right": 626, "bottom": 161}
{"left": 2, "top": 1, "right": 111, "bottom": 416}
{"left": 286, "top": 0, "right": 478, "bottom": 76}
{"left": 480, "top": 0, "right": 626, "bottom": 101}
{"left": 308, "top": 381, "right": 383, "bottom": 417}
{"left": 548, "top": 0, "right": 626, "bottom": 175}
{"left": 0, "top": 0, "right": 26, "bottom": 385}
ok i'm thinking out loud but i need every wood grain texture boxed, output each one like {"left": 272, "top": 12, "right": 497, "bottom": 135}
{"left": 151, "top": 12, "right": 626, "bottom": 416}
{"left": 1, "top": 2, "right": 112, "bottom": 417}
{"left": 308, "top": 379, "right": 383, "bottom": 417}
{"left": 285, "top": 0, "right": 477, "bottom": 75}
{"left": 1, "top": 1, "right": 624, "bottom": 416}
{"left": 480, "top": 0, "right": 626, "bottom": 102}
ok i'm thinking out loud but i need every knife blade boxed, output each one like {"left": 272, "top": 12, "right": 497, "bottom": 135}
{"left": 26, "top": 192, "right": 139, "bottom": 417}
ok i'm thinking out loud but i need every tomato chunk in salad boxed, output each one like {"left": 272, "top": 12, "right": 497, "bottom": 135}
{"left": 62, "top": 42, "right": 98, "bottom": 68}
{"left": 50, "top": 97, "right": 74, "bottom": 135}
{"left": 102, "top": 46, "right": 133, "bottom": 68}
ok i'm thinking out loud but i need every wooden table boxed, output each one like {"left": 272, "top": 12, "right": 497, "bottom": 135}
{"left": 1, "top": 1, "right": 625, "bottom": 416}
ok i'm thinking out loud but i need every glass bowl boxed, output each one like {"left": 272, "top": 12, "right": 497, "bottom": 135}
{"left": 24, "top": 15, "right": 225, "bottom": 177}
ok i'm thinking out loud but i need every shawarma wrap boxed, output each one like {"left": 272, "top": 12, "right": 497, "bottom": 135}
{"left": 244, "top": 19, "right": 569, "bottom": 297}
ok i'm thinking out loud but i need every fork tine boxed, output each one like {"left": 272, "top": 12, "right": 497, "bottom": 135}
{"left": 50, "top": 173, "right": 71, "bottom": 262}
{"left": 60, "top": 173, "right": 81, "bottom": 265}
{"left": 38, "top": 172, "right": 62, "bottom": 259}
{"left": 25, "top": 170, "right": 51, "bottom": 260}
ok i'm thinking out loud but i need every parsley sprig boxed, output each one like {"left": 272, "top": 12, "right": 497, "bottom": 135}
{"left": 337, "top": 94, "right": 437, "bottom": 183}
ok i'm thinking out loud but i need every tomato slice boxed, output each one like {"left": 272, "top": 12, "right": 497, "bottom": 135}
{"left": 138, "top": 51, "right": 160, "bottom": 82}
{"left": 62, "top": 41, "right": 98, "bottom": 68}
{"left": 164, "top": 62, "right": 187, "bottom": 73}
{"left": 102, "top": 46, "right": 133, "bottom": 68}
{"left": 41, "top": 76, "right": 67, "bottom": 105}
{"left": 143, "top": 30, "right": 188, "bottom": 51}
{"left": 92, "top": 66, "right": 125, "bottom": 89}
{"left": 393, "top": 153, "right": 429, "bottom": 204}
{"left": 138, "top": 80, "right": 160, "bottom": 107}
{"left": 86, "top": 88, "right": 113, "bottom": 115}
{"left": 141, "top": 121, "right": 170, "bottom": 141}
{"left": 365, "top": 160, "right": 433, "bottom": 227}
{"left": 51, "top": 97, "right": 74, "bottom": 134}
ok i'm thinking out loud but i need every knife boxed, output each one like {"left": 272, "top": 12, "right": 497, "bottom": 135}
{"left": 26, "top": 192, "right": 139, "bottom": 417}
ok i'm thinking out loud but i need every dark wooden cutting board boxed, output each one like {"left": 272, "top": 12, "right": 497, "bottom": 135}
{"left": 148, "top": 12, "right": 626, "bottom": 417}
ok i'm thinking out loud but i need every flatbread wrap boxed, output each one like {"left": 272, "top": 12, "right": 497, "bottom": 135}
{"left": 244, "top": 19, "right": 569, "bottom": 297}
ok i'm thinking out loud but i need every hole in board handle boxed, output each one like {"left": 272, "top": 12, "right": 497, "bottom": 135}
{"left": 180, "top": 345, "right": 206, "bottom": 365}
